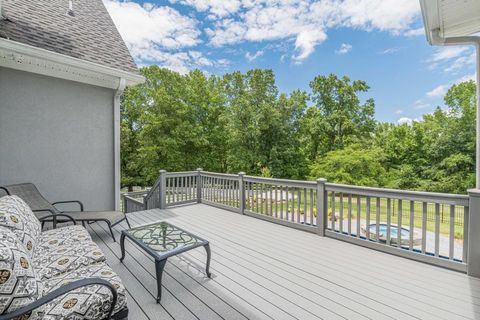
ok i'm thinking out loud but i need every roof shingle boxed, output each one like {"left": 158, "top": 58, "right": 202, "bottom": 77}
{"left": 0, "top": 0, "right": 139, "bottom": 74}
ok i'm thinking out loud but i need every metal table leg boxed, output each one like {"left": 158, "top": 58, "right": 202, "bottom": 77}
{"left": 120, "top": 233, "right": 126, "bottom": 262}
{"left": 204, "top": 243, "right": 212, "bottom": 278}
{"left": 155, "top": 259, "right": 167, "bottom": 303}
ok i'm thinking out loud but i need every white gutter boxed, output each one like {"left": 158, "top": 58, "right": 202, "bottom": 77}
{"left": 114, "top": 78, "right": 126, "bottom": 210}
{"left": 430, "top": 29, "right": 480, "bottom": 188}
{"left": 0, "top": 38, "right": 145, "bottom": 87}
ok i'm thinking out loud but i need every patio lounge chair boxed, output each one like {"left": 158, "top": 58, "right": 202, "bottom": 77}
{"left": 0, "top": 183, "right": 131, "bottom": 242}
{"left": 0, "top": 195, "right": 128, "bottom": 320}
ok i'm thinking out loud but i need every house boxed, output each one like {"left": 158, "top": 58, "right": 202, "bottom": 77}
{"left": 0, "top": 0, "right": 144, "bottom": 211}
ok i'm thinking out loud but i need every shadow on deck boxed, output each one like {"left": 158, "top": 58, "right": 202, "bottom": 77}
{"left": 88, "top": 204, "right": 480, "bottom": 320}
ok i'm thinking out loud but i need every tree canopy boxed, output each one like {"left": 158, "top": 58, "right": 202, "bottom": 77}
{"left": 121, "top": 66, "right": 477, "bottom": 194}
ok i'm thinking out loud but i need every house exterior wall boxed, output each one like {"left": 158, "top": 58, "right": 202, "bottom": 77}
{"left": 0, "top": 67, "right": 116, "bottom": 210}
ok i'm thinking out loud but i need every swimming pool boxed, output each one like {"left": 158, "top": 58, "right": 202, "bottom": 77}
{"left": 367, "top": 223, "right": 410, "bottom": 239}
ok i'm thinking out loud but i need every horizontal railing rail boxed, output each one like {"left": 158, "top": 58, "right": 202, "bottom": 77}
{"left": 122, "top": 169, "right": 473, "bottom": 274}
{"left": 122, "top": 193, "right": 146, "bottom": 213}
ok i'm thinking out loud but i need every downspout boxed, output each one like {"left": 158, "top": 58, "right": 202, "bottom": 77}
{"left": 114, "top": 78, "right": 126, "bottom": 211}
{"left": 431, "top": 29, "right": 480, "bottom": 188}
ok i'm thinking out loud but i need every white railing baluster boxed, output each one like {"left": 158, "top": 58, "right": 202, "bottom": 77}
{"left": 387, "top": 198, "right": 391, "bottom": 246}
{"left": 331, "top": 192, "right": 335, "bottom": 230}
{"left": 339, "top": 193, "right": 344, "bottom": 233}
{"left": 366, "top": 196, "right": 371, "bottom": 240}
{"left": 422, "top": 202, "right": 427, "bottom": 254}
{"left": 463, "top": 206, "right": 468, "bottom": 263}
{"left": 376, "top": 197, "right": 380, "bottom": 243}
{"left": 280, "top": 185, "right": 284, "bottom": 220}
{"left": 449, "top": 205, "right": 455, "bottom": 260}
{"left": 397, "top": 199, "right": 402, "bottom": 247}
{"left": 347, "top": 194, "right": 352, "bottom": 235}
{"left": 297, "top": 188, "right": 301, "bottom": 223}
{"left": 310, "top": 189, "right": 315, "bottom": 226}
{"left": 409, "top": 201, "right": 414, "bottom": 251}
{"left": 356, "top": 195, "right": 361, "bottom": 237}
{"left": 435, "top": 203, "right": 440, "bottom": 257}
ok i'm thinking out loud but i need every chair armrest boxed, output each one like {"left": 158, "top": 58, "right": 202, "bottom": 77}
{"left": 0, "top": 278, "right": 118, "bottom": 320}
{"left": 52, "top": 200, "right": 84, "bottom": 212}
{"left": 37, "top": 213, "right": 77, "bottom": 225}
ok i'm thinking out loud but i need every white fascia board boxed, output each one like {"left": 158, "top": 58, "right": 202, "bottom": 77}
{"left": 420, "top": 0, "right": 439, "bottom": 45}
{"left": 0, "top": 38, "right": 145, "bottom": 89}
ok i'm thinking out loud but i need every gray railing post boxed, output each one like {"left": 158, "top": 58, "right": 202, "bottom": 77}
{"left": 239, "top": 172, "right": 246, "bottom": 214}
{"left": 316, "top": 178, "right": 327, "bottom": 236}
{"left": 196, "top": 168, "right": 203, "bottom": 203}
{"left": 123, "top": 195, "right": 128, "bottom": 213}
{"left": 159, "top": 170, "right": 167, "bottom": 209}
{"left": 468, "top": 189, "right": 480, "bottom": 277}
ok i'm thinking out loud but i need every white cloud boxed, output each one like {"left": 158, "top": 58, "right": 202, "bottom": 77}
{"left": 425, "top": 73, "right": 476, "bottom": 99}
{"left": 379, "top": 47, "right": 400, "bottom": 54}
{"left": 455, "top": 73, "right": 476, "bottom": 83}
{"left": 426, "top": 85, "right": 448, "bottom": 98}
{"left": 104, "top": 0, "right": 232, "bottom": 73}
{"left": 404, "top": 27, "right": 424, "bottom": 37}
{"left": 394, "top": 109, "right": 403, "bottom": 115}
{"left": 293, "top": 29, "right": 328, "bottom": 62}
{"left": 245, "top": 50, "right": 264, "bottom": 61}
{"left": 398, "top": 116, "right": 422, "bottom": 125}
{"left": 398, "top": 117, "right": 413, "bottom": 125}
{"left": 430, "top": 47, "right": 469, "bottom": 62}
{"left": 414, "top": 99, "right": 431, "bottom": 109}
{"left": 104, "top": 0, "right": 200, "bottom": 55}
{"left": 335, "top": 43, "right": 352, "bottom": 55}
{"left": 444, "top": 53, "right": 476, "bottom": 73}
{"left": 169, "top": 0, "right": 242, "bottom": 18}
{"left": 201, "top": 0, "right": 421, "bottom": 63}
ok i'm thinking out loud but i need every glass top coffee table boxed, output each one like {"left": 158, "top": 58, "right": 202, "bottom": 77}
{"left": 120, "top": 221, "right": 211, "bottom": 303}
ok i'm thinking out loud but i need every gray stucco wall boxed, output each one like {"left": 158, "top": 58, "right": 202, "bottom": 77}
{"left": 0, "top": 67, "right": 116, "bottom": 211}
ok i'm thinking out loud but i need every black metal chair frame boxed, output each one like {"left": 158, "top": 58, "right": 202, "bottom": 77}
{"left": 0, "top": 278, "right": 127, "bottom": 320}
{"left": 0, "top": 186, "right": 131, "bottom": 242}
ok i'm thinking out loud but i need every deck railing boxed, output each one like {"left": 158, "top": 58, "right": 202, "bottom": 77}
{"left": 121, "top": 170, "right": 471, "bottom": 273}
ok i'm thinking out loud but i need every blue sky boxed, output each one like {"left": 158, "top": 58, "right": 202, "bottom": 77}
{"left": 104, "top": 0, "right": 477, "bottom": 124}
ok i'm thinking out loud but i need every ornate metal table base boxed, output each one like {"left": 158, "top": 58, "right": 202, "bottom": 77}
{"left": 119, "top": 221, "right": 212, "bottom": 303}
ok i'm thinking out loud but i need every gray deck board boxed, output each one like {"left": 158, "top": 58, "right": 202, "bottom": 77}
{"left": 87, "top": 204, "right": 480, "bottom": 320}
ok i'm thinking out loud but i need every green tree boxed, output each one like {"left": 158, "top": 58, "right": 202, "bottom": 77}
{"left": 307, "top": 74, "right": 375, "bottom": 156}
{"left": 309, "top": 144, "right": 386, "bottom": 186}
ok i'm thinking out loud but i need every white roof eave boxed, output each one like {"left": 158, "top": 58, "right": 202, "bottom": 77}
{"left": 0, "top": 38, "right": 145, "bottom": 89}
{"left": 420, "top": 0, "right": 480, "bottom": 45}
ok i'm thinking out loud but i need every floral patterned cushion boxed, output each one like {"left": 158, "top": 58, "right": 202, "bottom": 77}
{"left": 32, "top": 263, "right": 127, "bottom": 320}
{"left": 0, "top": 196, "right": 42, "bottom": 258}
{"left": 33, "top": 241, "right": 106, "bottom": 280}
{"left": 35, "top": 225, "right": 92, "bottom": 254}
{"left": 0, "top": 226, "right": 43, "bottom": 315}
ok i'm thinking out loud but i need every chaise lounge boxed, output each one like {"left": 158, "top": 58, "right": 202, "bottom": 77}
{"left": 0, "top": 183, "right": 130, "bottom": 242}
{"left": 0, "top": 194, "right": 127, "bottom": 319}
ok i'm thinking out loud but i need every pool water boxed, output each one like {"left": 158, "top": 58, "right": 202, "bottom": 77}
{"left": 368, "top": 224, "right": 410, "bottom": 238}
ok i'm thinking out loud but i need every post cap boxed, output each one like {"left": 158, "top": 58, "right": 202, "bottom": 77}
{"left": 317, "top": 178, "right": 327, "bottom": 183}
{"left": 196, "top": 168, "right": 203, "bottom": 171}
{"left": 468, "top": 188, "right": 480, "bottom": 197}
{"left": 238, "top": 171, "right": 246, "bottom": 175}
{"left": 159, "top": 169, "right": 167, "bottom": 173}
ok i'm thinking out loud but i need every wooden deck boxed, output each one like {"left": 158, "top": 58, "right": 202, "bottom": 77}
{"left": 87, "top": 204, "right": 480, "bottom": 320}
